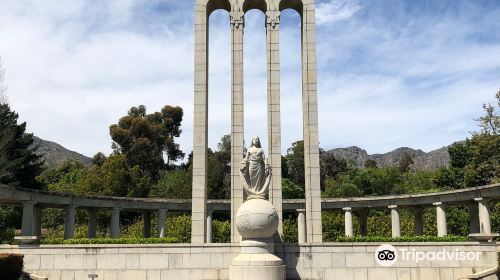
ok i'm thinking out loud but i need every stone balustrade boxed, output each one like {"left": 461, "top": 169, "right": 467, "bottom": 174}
{"left": 1, "top": 183, "right": 499, "bottom": 242}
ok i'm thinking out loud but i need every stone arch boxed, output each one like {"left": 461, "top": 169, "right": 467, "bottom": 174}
{"left": 206, "top": 0, "right": 231, "bottom": 16}
{"left": 279, "top": 0, "right": 303, "bottom": 15}
{"left": 242, "top": 0, "right": 268, "bottom": 13}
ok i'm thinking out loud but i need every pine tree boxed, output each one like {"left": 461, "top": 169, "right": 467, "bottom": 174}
{"left": 0, "top": 104, "right": 44, "bottom": 189}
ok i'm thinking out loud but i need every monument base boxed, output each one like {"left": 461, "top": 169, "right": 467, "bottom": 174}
{"left": 229, "top": 240, "right": 285, "bottom": 280}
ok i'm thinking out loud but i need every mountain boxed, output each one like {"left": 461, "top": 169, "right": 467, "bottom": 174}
{"left": 327, "top": 144, "right": 454, "bottom": 170}
{"left": 32, "top": 136, "right": 92, "bottom": 169}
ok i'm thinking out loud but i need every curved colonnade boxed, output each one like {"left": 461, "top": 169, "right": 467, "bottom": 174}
{"left": 1, "top": 183, "right": 498, "bottom": 242}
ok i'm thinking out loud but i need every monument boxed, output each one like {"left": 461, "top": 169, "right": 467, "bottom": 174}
{"left": 230, "top": 136, "right": 284, "bottom": 279}
{"left": 191, "top": 0, "right": 322, "bottom": 244}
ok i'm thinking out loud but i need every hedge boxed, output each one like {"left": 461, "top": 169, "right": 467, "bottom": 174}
{"left": 335, "top": 235, "right": 470, "bottom": 242}
{"left": 0, "top": 253, "right": 24, "bottom": 280}
{"left": 42, "top": 237, "right": 178, "bottom": 245}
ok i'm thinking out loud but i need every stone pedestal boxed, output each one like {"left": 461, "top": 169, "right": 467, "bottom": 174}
{"left": 230, "top": 240, "right": 285, "bottom": 280}
{"left": 230, "top": 199, "right": 285, "bottom": 280}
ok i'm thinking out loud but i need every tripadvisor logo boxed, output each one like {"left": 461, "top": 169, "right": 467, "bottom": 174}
{"left": 375, "top": 244, "right": 482, "bottom": 267}
{"left": 375, "top": 244, "right": 398, "bottom": 267}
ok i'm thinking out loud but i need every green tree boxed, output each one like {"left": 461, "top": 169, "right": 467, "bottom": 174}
{"left": 0, "top": 57, "right": 7, "bottom": 105}
{"left": 207, "top": 135, "right": 231, "bottom": 199}
{"left": 282, "top": 178, "right": 304, "bottom": 199}
{"left": 149, "top": 169, "right": 191, "bottom": 199}
{"left": 398, "top": 152, "right": 414, "bottom": 173}
{"left": 475, "top": 90, "right": 499, "bottom": 135}
{"left": 110, "top": 105, "right": 184, "bottom": 180}
{"left": 364, "top": 159, "right": 378, "bottom": 169}
{"left": 83, "top": 154, "right": 151, "bottom": 197}
{"left": 284, "top": 140, "right": 305, "bottom": 187}
{"left": 92, "top": 152, "right": 107, "bottom": 166}
{"left": 0, "top": 104, "right": 44, "bottom": 189}
{"left": 320, "top": 149, "right": 347, "bottom": 189}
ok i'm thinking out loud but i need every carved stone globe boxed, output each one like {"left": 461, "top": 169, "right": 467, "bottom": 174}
{"left": 235, "top": 198, "right": 279, "bottom": 239}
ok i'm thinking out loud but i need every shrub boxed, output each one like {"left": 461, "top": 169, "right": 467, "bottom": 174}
{"left": 0, "top": 253, "right": 24, "bottom": 280}
{"left": 212, "top": 220, "right": 230, "bottom": 243}
{"left": 0, "top": 228, "right": 15, "bottom": 244}
{"left": 42, "top": 237, "right": 177, "bottom": 244}
{"left": 335, "top": 235, "right": 469, "bottom": 242}
{"left": 283, "top": 217, "right": 298, "bottom": 243}
{"left": 167, "top": 214, "right": 191, "bottom": 243}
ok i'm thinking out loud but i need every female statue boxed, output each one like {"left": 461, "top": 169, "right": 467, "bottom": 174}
{"left": 240, "top": 136, "right": 272, "bottom": 199}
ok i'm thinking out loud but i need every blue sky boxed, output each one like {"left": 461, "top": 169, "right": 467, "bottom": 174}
{"left": 0, "top": 0, "right": 499, "bottom": 159}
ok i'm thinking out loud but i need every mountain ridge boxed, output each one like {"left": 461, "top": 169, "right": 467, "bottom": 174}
{"left": 32, "top": 136, "right": 92, "bottom": 169}
{"left": 327, "top": 144, "right": 456, "bottom": 170}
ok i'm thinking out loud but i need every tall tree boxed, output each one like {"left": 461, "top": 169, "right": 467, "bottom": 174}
{"left": 110, "top": 105, "right": 184, "bottom": 180}
{"left": 284, "top": 140, "right": 305, "bottom": 187}
{"left": 0, "top": 57, "right": 7, "bottom": 105}
{"left": 398, "top": 152, "right": 414, "bottom": 173}
{"left": 475, "top": 90, "right": 500, "bottom": 136}
{"left": 207, "top": 135, "right": 231, "bottom": 199}
{"left": 0, "top": 104, "right": 44, "bottom": 189}
{"left": 320, "top": 149, "right": 348, "bottom": 189}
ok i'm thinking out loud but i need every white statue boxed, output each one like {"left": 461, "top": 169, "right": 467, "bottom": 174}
{"left": 240, "top": 136, "right": 272, "bottom": 199}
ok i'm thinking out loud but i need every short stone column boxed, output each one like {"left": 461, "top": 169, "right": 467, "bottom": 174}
{"left": 87, "top": 209, "right": 97, "bottom": 239}
{"left": 143, "top": 211, "right": 151, "bottom": 238}
{"left": 343, "top": 207, "right": 353, "bottom": 237}
{"left": 64, "top": 205, "right": 77, "bottom": 239}
{"left": 414, "top": 208, "right": 424, "bottom": 236}
{"left": 297, "top": 209, "right": 306, "bottom": 243}
{"left": 21, "top": 201, "right": 35, "bottom": 236}
{"left": 357, "top": 209, "right": 369, "bottom": 236}
{"left": 157, "top": 209, "right": 167, "bottom": 238}
{"left": 468, "top": 203, "right": 480, "bottom": 234}
{"left": 32, "top": 205, "right": 42, "bottom": 237}
{"left": 389, "top": 205, "right": 400, "bottom": 238}
{"left": 475, "top": 198, "right": 491, "bottom": 234}
{"left": 434, "top": 202, "right": 447, "bottom": 237}
{"left": 110, "top": 208, "right": 121, "bottom": 239}
{"left": 206, "top": 210, "right": 213, "bottom": 243}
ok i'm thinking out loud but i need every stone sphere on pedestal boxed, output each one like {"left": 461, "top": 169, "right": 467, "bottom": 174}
{"left": 235, "top": 198, "right": 279, "bottom": 239}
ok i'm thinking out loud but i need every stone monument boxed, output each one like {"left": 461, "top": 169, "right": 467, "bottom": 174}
{"left": 229, "top": 136, "right": 285, "bottom": 280}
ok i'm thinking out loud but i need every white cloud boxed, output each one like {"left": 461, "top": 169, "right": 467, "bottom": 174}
{"left": 316, "top": 0, "right": 363, "bottom": 25}
{"left": 0, "top": 0, "right": 498, "bottom": 160}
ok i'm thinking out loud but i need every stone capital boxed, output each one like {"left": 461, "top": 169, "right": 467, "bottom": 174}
{"left": 296, "top": 209, "right": 306, "bottom": 214}
{"left": 342, "top": 207, "right": 352, "bottom": 212}
{"left": 266, "top": 10, "right": 280, "bottom": 29}
{"left": 230, "top": 10, "right": 244, "bottom": 29}
{"left": 433, "top": 202, "right": 444, "bottom": 206}
{"left": 388, "top": 205, "right": 398, "bottom": 209}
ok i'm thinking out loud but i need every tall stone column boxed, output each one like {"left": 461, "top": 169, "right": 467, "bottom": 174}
{"left": 434, "top": 202, "right": 447, "bottom": 237}
{"left": 468, "top": 203, "right": 480, "bottom": 234}
{"left": 343, "top": 207, "right": 353, "bottom": 237}
{"left": 230, "top": 8, "right": 245, "bottom": 243}
{"left": 191, "top": 3, "right": 209, "bottom": 244}
{"left": 88, "top": 209, "right": 97, "bottom": 239}
{"left": 302, "top": 2, "right": 322, "bottom": 243}
{"left": 206, "top": 210, "right": 213, "bottom": 243}
{"left": 389, "top": 205, "right": 400, "bottom": 238}
{"left": 297, "top": 209, "right": 306, "bottom": 243}
{"left": 21, "top": 201, "right": 35, "bottom": 236}
{"left": 357, "top": 209, "right": 368, "bottom": 236}
{"left": 475, "top": 198, "right": 492, "bottom": 234}
{"left": 414, "top": 208, "right": 424, "bottom": 236}
{"left": 32, "top": 205, "right": 42, "bottom": 237}
{"left": 143, "top": 211, "right": 151, "bottom": 238}
{"left": 110, "top": 208, "right": 121, "bottom": 239}
{"left": 157, "top": 209, "right": 167, "bottom": 238}
{"left": 64, "top": 205, "right": 77, "bottom": 239}
{"left": 266, "top": 8, "right": 283, "bottom": 237}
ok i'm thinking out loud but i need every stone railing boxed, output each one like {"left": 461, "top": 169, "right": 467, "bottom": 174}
{"left": 1, "top": 183, "right": 499, "bottom": 242}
